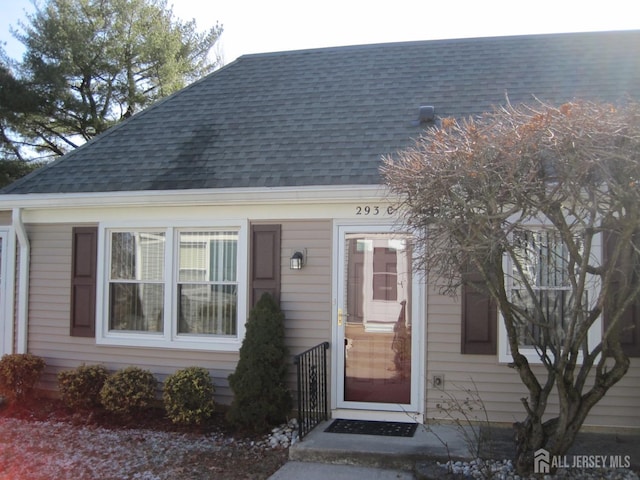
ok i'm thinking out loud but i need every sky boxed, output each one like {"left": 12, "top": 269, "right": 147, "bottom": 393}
{"left": 1, "top": 0, "right": 639, "bottom": 65}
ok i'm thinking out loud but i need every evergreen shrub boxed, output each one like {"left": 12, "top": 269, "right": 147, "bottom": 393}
{"left": 0, "top": 353, "right": 45, "bottom": 403}
{"left": 100, "top": 366, "right": 157, "bottom": 416}
{"left": 58, "top": 364, "right": 109, "bottom": 410}
{"left": 227, "top": 293, "right": 292, "bottom": 432}
{"left": 163, "top": 366, "right": 216, "bottom": 425}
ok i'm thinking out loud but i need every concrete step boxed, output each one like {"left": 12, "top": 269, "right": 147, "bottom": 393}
{"left": 289, "top": 421, "right": 640, "bottom": 476}
{"left": 289, "top": 420, "right": 476, "bottom": 472}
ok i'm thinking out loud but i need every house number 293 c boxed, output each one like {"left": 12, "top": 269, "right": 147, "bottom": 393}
{"left": 355, "top": 206, "right": 394, "bottom": 215}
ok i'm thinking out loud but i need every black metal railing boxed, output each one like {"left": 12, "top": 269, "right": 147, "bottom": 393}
{"left": 294, "top": 341, "right": 330, "bottom": 440}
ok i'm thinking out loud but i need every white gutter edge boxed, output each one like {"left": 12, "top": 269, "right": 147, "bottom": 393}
{"left": 12, "top": 208, "right": 29, "bottom": 354}
{"left": 0, "top": 184, "right": 394, "bottom": 210}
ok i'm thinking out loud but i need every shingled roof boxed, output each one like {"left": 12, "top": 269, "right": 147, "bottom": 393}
{"left": 4, "top": 30, "right": 640, "bottom": 194}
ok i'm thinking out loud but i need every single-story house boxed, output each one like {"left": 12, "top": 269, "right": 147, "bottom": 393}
{"left": 1, "top": 30, "right": 639, "bottom": 429}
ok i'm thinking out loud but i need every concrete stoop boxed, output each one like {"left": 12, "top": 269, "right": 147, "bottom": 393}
{"left": 289, "top": 442, "right": 425, "bottom": 472}
{"left": 289, "top": 421, "right": 477, "bottom": 472}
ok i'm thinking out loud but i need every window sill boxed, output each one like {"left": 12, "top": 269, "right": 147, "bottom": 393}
{"left": 499, "top": 347, "right": 589, "bottom": 365}
{"left": 497, "top": 315, "right": 601, "bottom": 365}
{"left": 96, "top": 332, "right": 242, "bottom": 352}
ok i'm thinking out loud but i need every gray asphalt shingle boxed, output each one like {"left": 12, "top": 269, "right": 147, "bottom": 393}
{"left": 3, "top": 30, "right": 640, "bottom": 194}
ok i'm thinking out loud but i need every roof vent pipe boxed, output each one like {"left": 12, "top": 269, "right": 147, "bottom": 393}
{"left": 418, "top": 105, "right": 435, "bottom": 123}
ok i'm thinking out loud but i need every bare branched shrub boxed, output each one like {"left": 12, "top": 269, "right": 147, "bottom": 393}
{"left": 383, "top": 99, "right": 640, "bottom": 474}
{"left": 428, "top": 379, "right": 495, "bottom": 478}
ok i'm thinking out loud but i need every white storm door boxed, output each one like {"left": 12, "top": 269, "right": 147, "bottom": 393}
{"left": 335, "top": 225, "right": 422, "bottom": 413}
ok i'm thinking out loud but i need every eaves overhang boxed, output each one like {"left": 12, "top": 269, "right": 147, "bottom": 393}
{"left": 0, "top": 184, "right": 393, "bottom": 211}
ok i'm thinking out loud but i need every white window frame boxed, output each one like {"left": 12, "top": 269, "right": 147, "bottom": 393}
{"left": 174, "top": 229, "right": 240, "bottom": 338}
{"left": 0, "top": 228, "right": 15, "bottom": 356}
{"left": 498, "top": 222, "right": 602, "bottom": 364}
{"left": 96, "top": 220, "right": 248, "bottom": 351}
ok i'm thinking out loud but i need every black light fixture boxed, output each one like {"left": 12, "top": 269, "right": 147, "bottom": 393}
{"left": 290, "top": 251, "right": 304, "bottom": 270}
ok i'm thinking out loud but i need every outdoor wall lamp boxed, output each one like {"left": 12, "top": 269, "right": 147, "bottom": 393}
{"left": 290, "top": 251, "right": 305, "bottom": 270}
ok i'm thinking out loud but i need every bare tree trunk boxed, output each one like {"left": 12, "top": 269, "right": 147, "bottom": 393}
{"left": 513, "top": 354, "right": 629, "bottom": 475}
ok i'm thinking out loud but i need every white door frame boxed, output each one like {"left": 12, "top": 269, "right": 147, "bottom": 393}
{"left": 331, "top": 221, "right": 424, "bottom": 421}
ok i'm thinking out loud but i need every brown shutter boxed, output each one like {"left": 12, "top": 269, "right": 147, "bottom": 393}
{"left": 250, "top": 224, "right": 281, "bottom": 306}
{"left": 70, "top": 227, "right": 97, "bottom": 337}
{"left": 603, "top": 231, "right": 640, "bottom": 357}
{"left": 461, "top": 266, "right": 497, "bottom": 355}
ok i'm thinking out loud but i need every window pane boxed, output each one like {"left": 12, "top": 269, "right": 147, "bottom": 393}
{"left": 178, "top": 231, "right": 238, "bottom": 282}
{"left": 512, "top": 230, "right": 573, "bottom": 289}
{"left": 111, "top": 232, "right": 165, "bottom": 281}
{"left": 109, "top": 283, "right": 164, "bottom": 332}
{"left": 373, "top": 247, "right": 398, "bottom": 301}
{"left": 511, "top": 229, "right": 583, "bottom": 347}
{"left": 178, "top": 284, "right": 237, "bottom": 335}
{"left": 514, "top": 289, "right": 573, "bottom": 346}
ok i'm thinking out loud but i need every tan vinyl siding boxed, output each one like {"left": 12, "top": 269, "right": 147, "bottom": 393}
{"left": 26, "top": 223, "right": 240, "bottom": 403}
{"left": 0, "top": 211, "right": 11, "bottom": 225}
{"left": 280, "top": 220, "right": 332, "bottom": 353}
{"left": 26, "top": 220, "right": 333, "bottom": 406}
{"left": 425, "top": 284, "right": 640, "bottom": 430}
{"left": 279, "top": 220, "right": 332, "bottom": 399}
{"left": 25, "top": 218, "right": 637, "bottom": 428}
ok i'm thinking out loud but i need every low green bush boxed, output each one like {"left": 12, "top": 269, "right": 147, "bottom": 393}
{"left": 0, "top": 353, "right": 45, "bottom": 403}
{"left": 58, "top": 364, "right": 109, "bottom": 410}
{"left": 100, "top": 366, "right": 157, "bottom": 416}
{"left": 162, "top": 366, "right": 216, "bottom": 425}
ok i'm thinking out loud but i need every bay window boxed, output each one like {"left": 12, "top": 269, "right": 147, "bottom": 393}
{"left": 98, "top": 223, "right": 247, "bottom": 351}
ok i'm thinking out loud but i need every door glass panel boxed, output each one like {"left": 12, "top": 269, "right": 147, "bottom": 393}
{"left": 344, "top": 234, "right": 412, "bottom": 404}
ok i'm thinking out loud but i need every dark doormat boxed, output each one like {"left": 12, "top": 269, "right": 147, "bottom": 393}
{"left": 324, "top": 419, "right": 418, "bottom": 437}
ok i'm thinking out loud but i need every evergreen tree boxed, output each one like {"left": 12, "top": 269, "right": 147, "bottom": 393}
{"left": 1, "top": 0, "right": 223, "bottom": 162}
{"left": 227, "top": 293, "right": 292, "bottom": 433}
